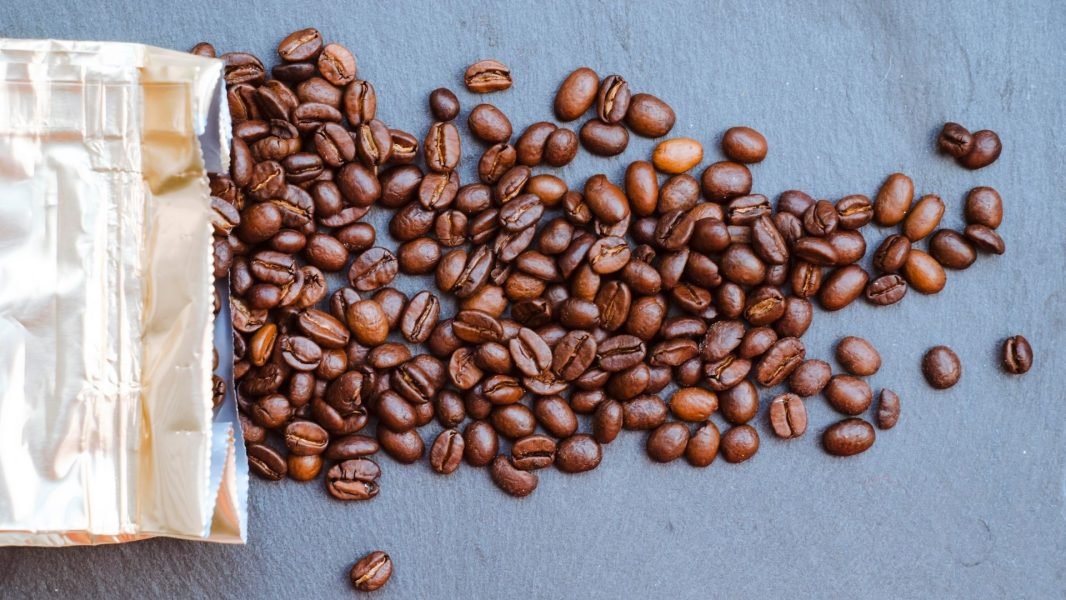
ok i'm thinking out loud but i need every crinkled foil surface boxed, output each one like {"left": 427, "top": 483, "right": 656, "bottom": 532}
{"left": 0, "top": 38, "right": 246, "bottom": 545}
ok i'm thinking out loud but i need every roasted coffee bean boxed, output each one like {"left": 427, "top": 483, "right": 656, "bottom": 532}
{"left": 790, "top": 261, "right": 823, "bottom": 299}
{"left": 347, "top": 247, "right": 398, "bottom": 292}
{"left": 511, "top": 434, "right": 557, "bottom": 471}
{"left": 773, "top": 212, "right": 804, "bottom": 249}
{"left": 737, "top": 326, "right": 777, "bottom": 360}
{"left": 475, "top": 342, "right": 512, "bottom": 374}
{"left": 720, "top": 425, "right": 759, "bottom": 463}
{"left": 819, "top": 265, "right": 869, "bottom": 311}
{"left": 539, "top": 127, "right": 579, "bottom": 167}
{"left": 248, "top": 324, "right": 279, "bottom": 368}
{"left": 754, "top": 337, "right": 805, "bottom": 387}
{"left": 526, "top": 175, "right": 568, "bottom": 209}
{"left": 752, "top": 215, "right": 789, "bottom": 265}
{"left": 482, "top": 374, "right": 525, "bottom": 406}
{"left": 803, "top": 200, "right": 839, "bottom": 237}
{"left": 922, "top": 346, "right": 961, "bottom": 389}
{"left": 390, "top": 128, "right": 419, "bottom": 164}
{"left": 499, "top": 193, "right": 543, "bottom": 232}
{"left": 703, "top": 355, "right": 752, "bottom": 392}
{"left": 865, "top": 274, "right": 907, "bottom": 305}
{"left": 773, "top": 296, "right": 812, "bottom": 339}
{"left": 586, "top": 399, "right": 621, "bottom": 444}
{"left": 826, "top": 230, "right": 866, "bottom": 266}
{"left": 190, "top": 41, "right": 216, "bottom": 57}
{"left": 824, "top": 375, "right": 873, "bottom": 415}
{"left": 657, "top": 249, "right": 690, "bottom": 290}
{"left": 529, "top": 396, "right": 576, "bottom": 439}
{"left": 645, "top": 422, "right": 689, "bottom": 463}
{"left": 252, "top": 394, "right": 293, "bottom": 429}
{"left": 355, "top": 118, "right": 393, "bottom": 166}
{"left": 552, "top": 330, "right": 598, "bottom": 381}
{"left": 623, "top": 163, "right": 659, "bottom": 218}
{"left": 658, "top": 174, "right": 700, "bottom": 213}
{"left": 835, "top": 194, "right": 874, "bottom": 229}
{"left": 345, "top": 300, "right": 390, "bottom": 346}
{"left": 323, "top": 434, "right": 378, "bottom": 461}
{"left": 777, "top": 190, "right": 815, "bottom": 216}
{"left": 376, "top": 390, "right": 417, "bottom": 432}
{"left": 247, "top": 443, "right": 287, "bottom": 480}
{"left": 580, "top": 119, "right": 630, "bottom": 156}
{"left": 448, "top": 347, "right": 483, "bottom": 390}
{"left": 368, "top": 343, "right": 411, "bottom": 370}
{"left": 397, "top": 291, "right": 439, "bottom": 344}
{"left": 350, "top": 551, "right": 392, "bottom": 592}
{"left": 468, "top": 103, "right": 513, "bottom": 144}
{"left": 429, "top": 87, "right": 460, "bottom": 121}
{"left": 684, "top": 421, "right": 720, "bottom": 467}
{"left": 513, "top": 122, "right": 556, "bottom": 166}
{"left": 279, "top": 335, "right": 323, "bottom": 371}
{"left": 302, "top": 233, "right": 347, "bottom": 273}
{"left": 877, "top": 389, "right": 901, "bottom": 430}
{"left": 701, "top": 161, "right": 752, "bottom": 203}
{"left": 222, "top": 51, "right": 266, "bottom": 86}
{"left": 769, "top": 393, "right": 807, "bottom": 439}
{"left": 937, "top": 122, "right": 973, "bottom": 158}
{"left": 257, "top": 80, "right": 299, "bottom": 121}
{"left": 429, "top": 429, "right": 464, "bottom": 475}
{"left": 958, "top": 129, "right": 1002, "bottom": 170}
{"left": 271, "top": 61, "right": 315, "bottom": 83}
{"left": 491, "top": 455, "right": 537, "bottom": 497}
{"left": 902, "top": 194, "right": 945, "bottom": 242}
{"left": 622, "top": 394, "right": 668, "bottom": 430}
{"left": 283, "top": 420, "right": 329, "bottom": 456}
{"left": 1002, "top": 335, "right": 1033, "bottom": 375}
{"left": 726, "top": 194, "right": 771, "bottom": 226}
{"left": 873, "top": 172, "right": 914, "bottom": 226}
{"left": 652, "top": 137, "right": 703, "bottom": 174}
{"left": 297, "top": 77, "right": 342, "bottom": 108}
{"left": 964, "top": 186, "right": 1003, "bottom": 229}
{"left": 654, "top": 209, "right": 695, "bottom": 251}
{"left": 418, "top": 171, "right": 459, "bottom": 210}
{"left": 378, "top": 427, "right": 424, "bottom": 464}
{"left": 835, "top": 336, "right": 881, "bottom": 376}
{"left": 341, "top": 80, "right": 379, "bottom": 125}
{"left": 292, "top": 102, "right": 343, "bottom": 135}
{"left": 872, "top": 234, "right": 911, "bottom": 274}
{"left": 478, "top": 143, "right": 517, "bottom": 185}
{"left": 397, "top": 238, "right": 442, "bottom": 275}
{"left": 555, "top": 434, "right": 602, "bottom": 473}
{"left": 465, "top": 59, "right": 512, "bottom": 93}
{"left": 491, "top": 403, "right": 536, "bottom": 439}
{"left": 717, "top": 126, "right": 767, "bottom": 163}
{"left": 453, "top": 309, "right": 505, "bottom": 345}
{"left": 596, "top": 335, "right": 646, "bottom": 373}
{"left": 554, "top": 67, "right": 599, "bottom": 120}
{"left": 372, "top": 288, "right": 408, "bottom": 330}
{"left": 744, "top": 286, "right": 786, "bottom": 326}
{"left": 425, "top": 121, "right": 461, "bottom": 173}
{"left": 670, "top": 387, "right": 718, "bottom": 422}
{"left": 317, "top": 43, "right": 357, "bottom": 85}
{"left": 463, "top": 420, "right": 499, "bottom": 467}
{"left": 789, "top": 359, "right": 832, "bottom": 397}
{"left": 335, "top": 163, "right": 380, "bottom": 208}
{"left": 595, "top": 74, "right": 631, "bottom": 124}
{"left": 902, "top": 249, "right": 946, "bottom": 294}
{"left": 823, "top": 418, "right": 875, "bottom": 456}
{"left": 793, "top": 237, "right": 837, "bottom": 266}
{"left": 720, "top": 244, "right": 766, "bottom": 286}
{"left": 586, "top": 236, "right": 630, "bottom": 275}
{"left": 964, "top": 224, "right": 1006, "bottom": 254}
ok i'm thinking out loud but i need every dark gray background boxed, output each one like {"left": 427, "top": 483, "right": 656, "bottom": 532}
{"left": 2, "top": 0, "right": 1064, "bottom": 598}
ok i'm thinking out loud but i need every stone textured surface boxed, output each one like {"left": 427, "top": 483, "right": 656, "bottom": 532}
{"left": 1, "top": 0, "right": 1065, "bottom": 598}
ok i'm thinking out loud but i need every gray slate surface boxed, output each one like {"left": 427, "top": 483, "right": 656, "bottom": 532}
{"left": 2, "top": 0, "right": 1065, "bottom": 598}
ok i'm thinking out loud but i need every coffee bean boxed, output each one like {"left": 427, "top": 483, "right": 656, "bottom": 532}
{"left": 701, "top": 161, "right": 752, "bottom": 203}
{"left": 902, "top": 249, "right": 946, "bottom": 294}
{"left": 803, "top": 199, "right": 839, "bottom": 237}
{"left": 460, "top": 420, "right": 498, "bottom": 467}
{"left": 425, "top": 121, "right": 461, "bottom": 173}
{"left": 669, "top": 387, "right": 718, "bottom": 422}
{"left": 920, "top": 345, "right": 962, "bottom": 389}
{"left": 510, "top": 434, "right": 557, "bottom": 471}
{"left": 824, "top": 375, "right": 873, "bottom": 415}
{"left": 190, "top": 41, "right": 216, "bottom": 57}
{"left": 555, "top": 434, "right": 602, "bottom": 473}
{"left": 876, "top": 389, "right": 901, "bottom": 430}
{"left": 871, "top": 234, "right": 910, "bottom": 274}
{"left": 737, "top": 326, "right": 777, "bottom": 360}
{"left": 788, "top": 359, "right": 831, "bottom": 397}
{"left": 247, "top": 443, "right": 287, "bottom": 480}
{"left": 555, "top": 67, "right": 599, "bottom": 120}
{"left": 937, "top": 122, "right": 973, "bottom": 158}
{"left": 317, "top": 43, "right": 357, "bottom": 85}
{"left": 790, "top": 261, "right": 823, "bottom": 299}
{"left": 378, "top": 427, "right": 424, "bottom": 464}
{"left": 873, "top": 172, "right": 914, "bottom": 226}
{"left": 902, "top": 194, "right": 945, "bottom": 241}
{"left": 465, "top": 59, "right": 512, "bottom": 93}
{"left": 958, "top": 129, "right": 1001, "bottom": 169}
{"left": 222, "top": 51, "right": 266, "bottom": 86}
{"left": 864, "top": 274, "right": 907, "bottom": 306}
{"left": 819, "top": 265, "right": 869, "bottom": 311}
{"left": 428, "top": 429, "right": 464, "bottom": 475}
{"left": 721, "top": 126, "right": 767, "bottom": 163}
{"left": 963, "top": 224, "right": 1006, "bottom": 254}
{"left": 754, "top": 337, "right": 805, "bottom": 387}
{"left": 429, "top": 87, "right": 460, "bottom": 121}
{"left": 1002, "top": 335, "right": 1033, "bottom": 375}
{"left": 743, "top": 286, "right": 785, "bottom": 326}
{"left": 580, "top": 119, "right": 630, "bottom": 156}
{"left": 964, "top": 186, "right": 1003, "bottom": 229}
{"left": 777, "top": 190, "right": 815, "bottom": 216}
{"left": 793, "top": 236, "right": 837, "bottom": 266}
{"left": 490, "top": 455, "right": 537, "bottom": 497}
{"left": 468, "top": 103, "right": 513, "bottom": 144}
{"left": 823, "top": 418, "right": 875, "bottom": 456}
{"left": 350, "top": 551, "right": 392, "bottom": 592}
{"left": 326, "top": 458, "right": 380, "bottom": 501}
{"left": 769, "top": 393, "right": 807, "bottom": 439}
{"left": 835, "top": 336, "right": 881, "bottom": 376}
{"left": 834, "top": 194, "right": 873, "bottom": 229}
{"left": 928, "top": 230, "right": 976, "bottom": 270}
{"left": 646, "top": 422, "right": 690, "bottom": 463}
{"left": 720, "top": 425, "right": 759, "bottom": 463}
{"left": 714, "top": 380, "right": 756, "bottom": 425}
{"left": 652, "top": 138, "right": 703, "bottom": 174}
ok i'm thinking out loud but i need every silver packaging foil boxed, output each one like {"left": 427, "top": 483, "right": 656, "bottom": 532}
{"left": 0, "top": 38, "right": 247, "bottom": 545}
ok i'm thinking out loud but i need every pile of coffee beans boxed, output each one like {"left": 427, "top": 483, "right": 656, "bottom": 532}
{"left": 192, "top": 28, "right": 1032, "bottom": 591}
